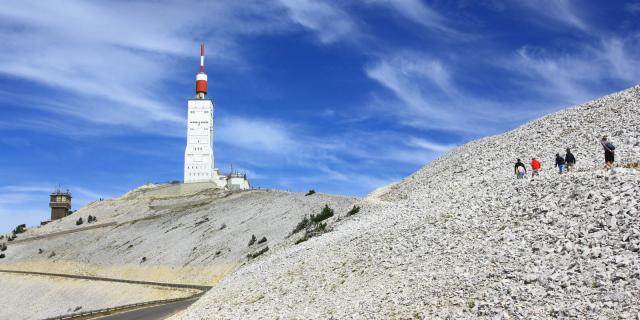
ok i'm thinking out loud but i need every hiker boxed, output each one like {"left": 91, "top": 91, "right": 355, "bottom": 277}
{"left": 514, "top": 158, "right": 527, "bottom": 179}
{"left": 565, "top": 148, "right": 576, "bottom": 172}
{"left": 555, "top": 153, "right": 566, "bottom": 174}
{"left": 531, "top": 158, "right": 541, "bottom": 177}
{"left": 601, "top": 136, "right": 615, "bottom": 168}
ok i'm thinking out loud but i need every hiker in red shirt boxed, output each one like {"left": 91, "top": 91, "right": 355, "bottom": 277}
{"left": 531, "top": 158, "right": 541, "bottom": 177}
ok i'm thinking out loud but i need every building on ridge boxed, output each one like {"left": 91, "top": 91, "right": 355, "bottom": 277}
{"left": 50, "top": 188, "right": 71, "bottom": 220}
{"left": 183, "top": 43, "right": 250, "bottom": 190}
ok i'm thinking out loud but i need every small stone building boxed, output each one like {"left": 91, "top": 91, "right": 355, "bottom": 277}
{"left": 50, "top": 190, "right": 72, "bottom": 220}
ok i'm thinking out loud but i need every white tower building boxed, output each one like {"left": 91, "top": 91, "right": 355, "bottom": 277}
{"left": 183, "top": 44, "right": 250, "bottom": 190}
{"left": 184, "top": 44, "right": 220, "bottom": 184}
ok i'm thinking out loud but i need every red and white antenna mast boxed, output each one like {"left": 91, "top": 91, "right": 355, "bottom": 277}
{"left": 195, "top": 43, "right": 208, "bottom": 99}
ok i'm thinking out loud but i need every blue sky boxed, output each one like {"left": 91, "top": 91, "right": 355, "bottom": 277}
{"left": 1, "top": 0, "right": 640, "bottom": 232}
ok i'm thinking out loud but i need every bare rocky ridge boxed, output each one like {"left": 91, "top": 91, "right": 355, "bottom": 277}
{"left": 0, "top": 185, "right": 356, "bottom": 319}
{"left": 174, "top": 86, "right": 640, "bottom": 319}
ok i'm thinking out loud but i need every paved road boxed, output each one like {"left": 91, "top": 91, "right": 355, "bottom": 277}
{"left": 94, "top": 298, "right": 199, "bottom": 320}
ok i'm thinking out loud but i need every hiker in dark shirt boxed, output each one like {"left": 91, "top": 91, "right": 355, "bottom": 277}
{"left": 555, "top": 153, "right": 566, "bottom": 174}
{"left": 565, "top": 148, "right": 576, "bottom": 172}
{"left": 514, "top": 159, "right": 527, "bottom": 179}
{"left": 600, "top": 136, "right": 615, "bottom": 169}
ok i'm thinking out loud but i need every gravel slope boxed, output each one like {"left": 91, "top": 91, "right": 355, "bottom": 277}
{"left": 0, "top": 188, "right": 357, "bottom": 285}
{"left": 175, "top": 86, "right": 640, "bottom": 319}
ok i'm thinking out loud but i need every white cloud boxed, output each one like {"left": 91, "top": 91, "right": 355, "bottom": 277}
{"left": 217, "top": 117, "right": 298, "bottom": 154}
{"left": 277, "top": 0, "right": 359, "bottom": 44}
{"left": 0, "top": 1, "right": 297, "bottom": 136}
{"left": 408, "top": 137, "right": 456, "bottom": 152}
{"left": 366, "top": 0, "right": 463, "bottom": 36}
{"left": 513, "top": 0, "right": 589, "bottom": 31}
{"left": 365, "top": 51, "right": 513, "bottom": 134}
{"left": 508, "top": 36, "right": 640, "bottom": 106}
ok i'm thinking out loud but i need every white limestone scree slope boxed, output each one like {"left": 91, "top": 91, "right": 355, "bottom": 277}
{"left": 174, "top": 85, "right": 640, "bottom": 319}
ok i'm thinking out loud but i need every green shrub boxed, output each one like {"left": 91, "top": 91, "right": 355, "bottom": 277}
{"left": 0, "top": 243, "right": 6, "bottom": 251}
{"left": 247, "top": 246, "right": 269, "bottom": 259}
{"left": 0, "top": 253, "right": 5, "bottom": 259}
{"left": 310, "top": 205, "right": 334, "bottom": 223}
{"left": 346, "top": 205, "right": 361, "bottom": 216}
{"left": 305, "top": 189, "right": 316, "bottom": 196}
{"left": 292, "top": 216, "right": 310, "bottom": 234}
{"left": 13, "top": 224, "right": 26, "bottom": 234}
{"left": 248, "top": 234, "right": 257, "bottom": 246}
{"left": 141, "top": 256, "right": 147, "bottom": 263}
{"left": 257, "top": 236, "right": 267, "bottom": 244}
{"left": 76, "top": 218, "right": 84, "bottom": 226}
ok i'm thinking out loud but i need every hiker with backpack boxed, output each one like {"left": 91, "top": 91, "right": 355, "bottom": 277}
{"left": 565, "top": 148, "right": 576, "bottom": 172}
{"left": 601, "top": 136, "right": 615, "bottom": 168}
{"left": 514, "top": 159, "right": 527, "bottom": 179}
{"left": 555, "top": 153, "right": 566, "bottom": 174}
{"left": 531, "top": 158, "right": 541, "bottom": 177}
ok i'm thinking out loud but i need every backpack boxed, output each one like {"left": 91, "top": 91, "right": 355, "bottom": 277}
{"left": 517, "top": 166, "right": 525, "bottom": 174}
{"left": 606, "top": 142, "right": 615, "bottom": 151}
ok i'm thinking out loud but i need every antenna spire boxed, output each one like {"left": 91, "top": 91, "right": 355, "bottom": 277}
{"left": 200, "top": 43, "right": 205, "bottom": 72}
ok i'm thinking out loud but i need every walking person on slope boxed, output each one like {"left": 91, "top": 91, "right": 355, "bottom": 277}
{"left": 555, "top": 153, "right": 566, "bottom": 174}
{"left": 565, "top": 148, "right": 576, "bottom": 172}
{"left": 531, "top": 158, "right": 541, "bottom": 177}
{"left": 601, "top": 136, "right": 616, "bottom": 169}
{"left": 515, "top": 159, "right": 527, "bottom": 179}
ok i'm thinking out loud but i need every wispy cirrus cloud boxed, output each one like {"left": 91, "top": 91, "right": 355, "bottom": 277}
{"left": 365, "top": 0, "right": 464, "bottom": 37}
{"left": 277, "top": 0, "right": 359, "bottom": 44}
{"left": 512, "top": 0, "right": 590, "bottom": 31}
{"left": 508, "top": 36, "right": 640, "bottom": 106}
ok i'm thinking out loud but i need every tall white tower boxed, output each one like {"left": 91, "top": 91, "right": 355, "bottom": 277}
{"left": 184, "top": 44, "right": 216, "bottom": 183}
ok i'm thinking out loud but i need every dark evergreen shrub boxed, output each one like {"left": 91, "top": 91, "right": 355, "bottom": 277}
{"left": 292, "top": 216, "right": 310, "bottom": 234}
{"left": 248, "top": 234, "right": 257, "bottom": 246}
{"left": 257, "top": 236, "right": 267, "bottom": 244}
{"left": 76, "top": 218, "right": 84, "bottom": 226}
{"left": 311, "top": 205, "right": 334, "bottom": 223}
{"left": 305, "top": 189, "right": 316, "bottom": 196}
{"left": 346, "top": 205, "right": 361, "bottom": 216}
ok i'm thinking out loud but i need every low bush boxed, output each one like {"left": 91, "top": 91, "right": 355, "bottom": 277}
{"left": 38, "top": 248, "right": 43, "bottom": 254}
{"left": 292, "top": 216, "right": 310, "bottom": 234}
{"left": 305, "top": 189, "right": 316, "bottom": 196}
{"left": 248, "top": 234, "right": 257, "bottom": 246}
{"left": 48, "top": 251, "right": 56, "bottom": 258}
{"left": 0, "top": 253, "right": 5, "bottom": 259}
{"left": 219, "top": 223, "right": 227, "bottom": 230}
{"left": 310, "top": 205, "right": 334, "bottom": 223}
{"left": 1, "top": 243, "right": 7, "bottom": 251}
{"left": 76, "top": 218, "right": 84, "bottom": 226}
{"left": 141, "top": 256, "right": 147, "bottom": 263}
{"left": 346, "top": 205, "right": 361, "bottom": 216}
{"left": 247, "top": 246, "right": 269, "bottom": 259}
{"left": 257, "top": 236, "right": 267, "bottom": 244}
{"left": 13, "top": 224, "right": 26, "bottom": 234}
{"left": 293, "top": 205, "right": 336, "bottom": 245}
